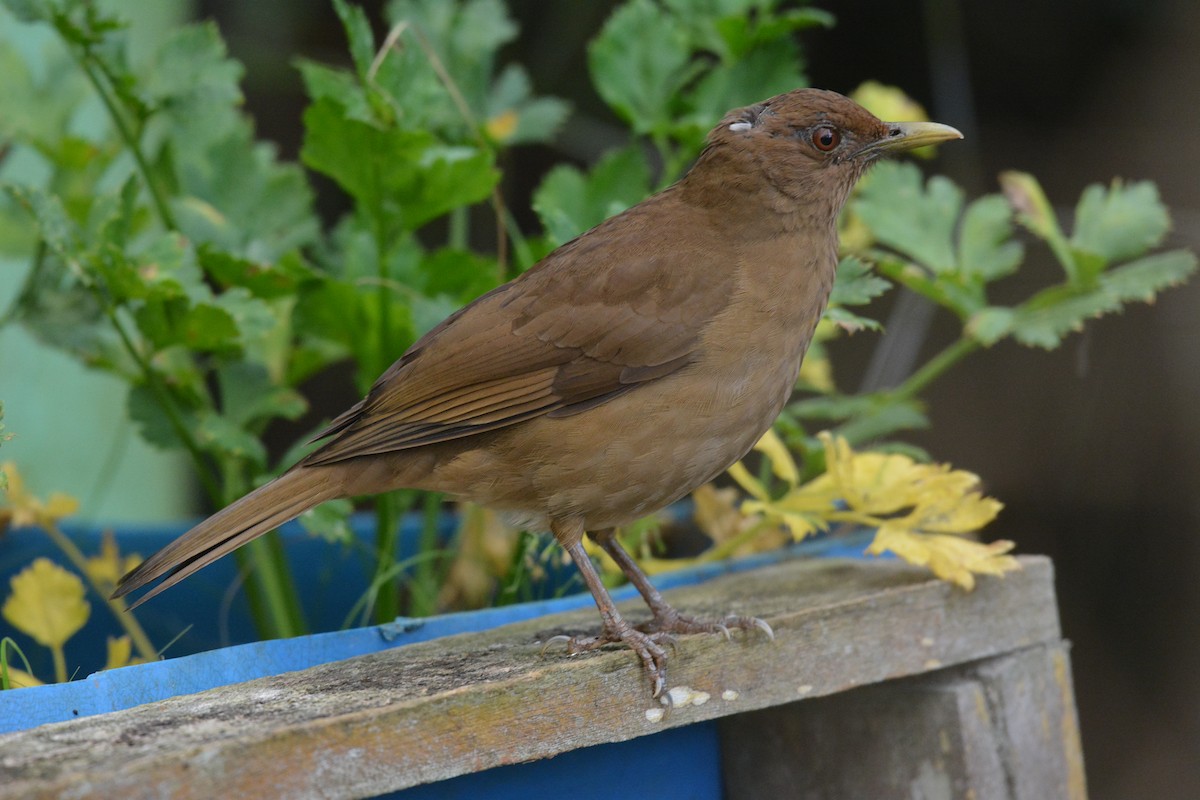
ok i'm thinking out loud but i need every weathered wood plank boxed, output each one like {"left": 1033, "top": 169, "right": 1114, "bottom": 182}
{"left": 721, "top": 641, "right": 1087, "bottom": 799}
{"left": 0, "top": 556, "right": 1061, "bottom": 800}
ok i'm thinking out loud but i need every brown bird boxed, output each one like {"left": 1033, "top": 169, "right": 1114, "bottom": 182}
{"left": 113, "top": 88, "right": 961, "bottom": 698}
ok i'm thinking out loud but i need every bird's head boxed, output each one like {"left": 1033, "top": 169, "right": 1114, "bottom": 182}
{"left": 686, "top": 88, "right": 962, "bottom": 224}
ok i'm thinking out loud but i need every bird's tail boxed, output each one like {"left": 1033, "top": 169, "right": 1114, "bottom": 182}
{"left": 111, "top": 466, "right": 342, "bottom": 609}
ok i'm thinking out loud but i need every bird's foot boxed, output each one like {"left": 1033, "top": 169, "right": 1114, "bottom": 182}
{"left": 639, "top": 604, "right": 775, "bottom": 643}
{"left": 542, "top": 620, "right": 676, "bottom": 698}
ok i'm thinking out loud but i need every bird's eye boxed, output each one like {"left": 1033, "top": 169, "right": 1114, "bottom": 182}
{"left": 813, "top": 125, "right": 841, "bottom": 151}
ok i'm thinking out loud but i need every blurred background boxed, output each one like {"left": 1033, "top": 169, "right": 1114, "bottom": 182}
{"left": 3, "top": 0, "right": 1197, "bottom": 796}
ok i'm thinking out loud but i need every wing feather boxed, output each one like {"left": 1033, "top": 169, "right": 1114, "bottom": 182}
{"left": 304, "top": 189, "right": 736, "bottom": 466}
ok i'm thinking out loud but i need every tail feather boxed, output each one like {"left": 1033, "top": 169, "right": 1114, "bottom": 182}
{"left": 112, "top": 467, "right": 341, "bottom": 609}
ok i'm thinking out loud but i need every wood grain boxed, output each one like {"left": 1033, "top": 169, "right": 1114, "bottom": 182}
{"left": 0, "top": 555, "right": 1063, "bottom": 799}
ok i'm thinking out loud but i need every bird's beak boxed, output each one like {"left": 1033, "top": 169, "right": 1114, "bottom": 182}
{"left": 866, "top": 120, "right": 963, "bottom": 156}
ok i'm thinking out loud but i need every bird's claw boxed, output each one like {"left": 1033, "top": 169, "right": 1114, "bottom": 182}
{"left": 746, "top": 616, "right": 775, "bottom": 641}
{"left": 642, "top": 606, "right": 774, "bottom": 643}
{"left": 540, "top": 624, "right": 673, "bottom": 697}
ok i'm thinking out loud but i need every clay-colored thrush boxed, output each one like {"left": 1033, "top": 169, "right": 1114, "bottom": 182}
{"left": 114, "top": 89, "right": 961, "bottom": 697}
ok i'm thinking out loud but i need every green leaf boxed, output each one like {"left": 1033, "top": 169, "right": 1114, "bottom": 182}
{"left": 301, "top": 98, "right": 498, "bottom": 233}
{"left": 830, "top": 255, "right": 890, "bottom": 307}
{"left": 588, "top": 0, "right": 693, "bottom": 134}
{"left": 1010, "top": 288, "right": 1120, "bottom": 349}
{"left": 854, "top": 162, "right": 962, "bottom": 273}
{"left": 126, "top": 382, "right": 200, "bottom": 451}
{"left": 175, "top": 127, "right": 319, "bottom": 259}
{"left": 957, "top": 194, "right": 1023, "bottom": 282}
{"left": 1070, "top": 180, "right": 1170, "bottom": 266}
{"left": 195, "top": 409, "right": 268, "bottom": 466}
{"left": 485, "top": 64, "right": 570, "bottom": 146}
{"left": 419, "top": 247, "right": 499, "bottom": 303}
{"left": 1099, "top": 249, "right": 1198, "bottom": 303}
{"left": 3, "top": 184, "right": 79, "bottom": 257}
{"left": 299, "top": 499, "right": 355, "bottom": 544}
{"left": 218, "top": 362, "right": 308, "bottom": 430}
{"left": 684, "top": 39, "right": 805, "bottom": 134}
{"left": 0, "top": 36, "right": 89, "bottom": 150}
{"left": 332, "top": 0, "right": 378, "bottom": 79}
{"left": 822, "top": 306, "right": 882, "bottom": 333}
{"left": 382, "top": 0, "right": 519, "bottom": 132}
{"left": 200, "top": 246, "right": 315, "bottom": 299}
{"left": 532, "top": 145, "right": 651, "bottom": 244}
{"left": 134, "top": 296, "right": 239, "bottom": 354}
{"left": 965, "top": 307, "right": 1016, "bottom": 346}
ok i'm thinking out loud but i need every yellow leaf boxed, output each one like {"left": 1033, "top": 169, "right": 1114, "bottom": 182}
{"left": 907, "top": 490, "right": 1003, "bottom": 534}
{"left": 821, "top": 433, "right": 932, "bottom": 514}
{"left": 0, "top": 462, "right": 79, "bottom": 528}
{"left": 851, "top": 81, "right": 929, "bottom": 124}
{"left": 999, "top": 171, "right": 1060, "bottom": 242}
{"left": 692, "top": 484, "right": 749, "bottom": 545}
{"left": 868, "top": 525, "right": 1020, "bottom": 590}
{"left": 2, "top": 558, "right": 90, "bottom": 648}
{"left": 726, "top": 461, "right": 770, "bottom": 501}
{"left": 2, "top": 666, "right": 44, "bottom": 689}
{"left": 103, "top": 636, "right": 135, "bottom": 671}
{"left": 753, "top": 428, "right": 799, "bottom": 487}
{"left": 838, "top": 207, "right": 874, "bottom": 254}
{"left": 850, "top": 82, "right": 937, "bottom": 159}
{"left": 84, "top": 531, "right": 142, "bottom": 591}
{"left": 740, "top": 500, "right": 823, "bottom": 542}
{"left": 438, "top": 503, "right": 520, "bottom": 611}
{"left": 798, "top": 350, "right": 835, "bottom": 393}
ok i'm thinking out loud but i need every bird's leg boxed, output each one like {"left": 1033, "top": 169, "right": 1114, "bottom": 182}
{"left": 588, "top": 528, "right": 775, "bottom": 642}
{"left": 549, "top": 520, "right": 673, "bottom": 697}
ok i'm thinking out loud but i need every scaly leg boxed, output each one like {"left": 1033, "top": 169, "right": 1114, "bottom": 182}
{"left": 549, "top": 519, "right": 675, "bottom": 697}
{"left": 589, "top": 528, "right": 774, "bottom": 641}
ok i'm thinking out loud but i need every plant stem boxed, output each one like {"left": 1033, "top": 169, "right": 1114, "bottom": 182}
{"left": 73, "top": 51, "right": 177, "bottom": 231}
{"left": 449, "top": 206, "right": 468, "bottom": 250}
{"left": 102, "top": 304, "right": 224, "bottom": 505}
{"left": 890, "top": 335, "right": 980, "bottom": 403}
{"left": 39, "top": 522, "right": 157, "bottom": 661}
{"left": 51, "top": 644, "right": 67, "bottom": 684}
{"left": 220, "top": 459, "right": 307, "bottom": 639}
{"left": 410, "top": 492, "right": 444, "bottom": 617}
{"left": 697, "top": 518, "right": 779, "bottom": 564}
{"left": 371, "top": 491, "right": 401, "bottom": 623}
{"left": 244, "top": 535, "right": 305, "bottom": 638}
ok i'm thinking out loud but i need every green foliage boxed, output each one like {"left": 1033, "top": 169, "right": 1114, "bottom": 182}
{"left": 792, "top": 162, "right": 1197, "bottom": 456}
{"left": 586, "top": 0, "right": 830, "bottom": 182}
{"left": 532, "top": 146, "right": 652, "bottom": 245}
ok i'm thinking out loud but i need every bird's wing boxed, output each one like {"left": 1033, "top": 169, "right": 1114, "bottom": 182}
{"left": 304, "top": 205, "right": 733, "bottom": 465}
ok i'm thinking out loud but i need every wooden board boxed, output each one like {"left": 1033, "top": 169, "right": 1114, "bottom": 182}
{"left": 0, "top": 556, "right": 1066, "bottom": 799}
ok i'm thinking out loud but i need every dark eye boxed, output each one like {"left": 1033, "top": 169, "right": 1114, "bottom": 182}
{"left": 813, "top": 125, "right": 841, "bottom": 151}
